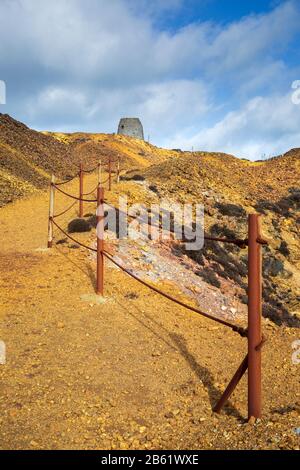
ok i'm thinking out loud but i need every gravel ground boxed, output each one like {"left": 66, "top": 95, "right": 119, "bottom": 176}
{"left": 0, "top": 174, "right": 299, "bottom": 450}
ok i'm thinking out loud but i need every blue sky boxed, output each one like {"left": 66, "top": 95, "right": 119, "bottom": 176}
{"left": 147, "top": 0, "right": 282, "bottom": 29}
{"left": 0, "top": 0, "right": 300, "bottom": 159}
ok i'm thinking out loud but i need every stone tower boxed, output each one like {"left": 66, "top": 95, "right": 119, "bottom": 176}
{"left": 117, "top": 118, "right": 144, "bottom": 140}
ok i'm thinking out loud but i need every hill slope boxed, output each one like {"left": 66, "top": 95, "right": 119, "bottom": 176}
{"left": 134, "top": 151, "right": 300, "bottom": 325}
{"left": 0, "top": 115, "right": 300, "bottom": 449}
{"left": 0, "top": 114, "right": 178, "bottom": 206}
{"left": 1, "top": 114, "right": 299, "bottom": 324}
{"left": 0, "top": 114, "right": 71, "bottom": 205}
{"left": 0, "top": 113, "right": 182, "bottom": 207}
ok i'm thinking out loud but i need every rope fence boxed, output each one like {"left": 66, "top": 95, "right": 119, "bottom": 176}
{"left": 103, "top": 250, "right": 247, "bottom": 337}
{"left": 53, "top": 184, "right": 98, "bottom": 203}
{"left": 47, "top": 162, "right": 268, "bottom": 422}
{"left": 52, "top": 201, "right": 77, "bottom": 219}
{"left": 103, "top": 201, "right": 269, "bottom": 249}
{"left": 78, "top": 157, "right": 120, "bottom": 216}
{"left": 52, "top": 219, "right": 97, "bottom": 252}
{"left": 82, "top": 185, "right": 99, "bottom": 196}
{"left": 47, "top": 157, "right": 119, "bottom": 247}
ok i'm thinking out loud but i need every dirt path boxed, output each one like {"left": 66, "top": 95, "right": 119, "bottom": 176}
{"left": 0, "top": 174, "right": 299, "bottom": 450}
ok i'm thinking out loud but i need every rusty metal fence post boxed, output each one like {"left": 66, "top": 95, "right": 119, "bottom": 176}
{"left": 47, "top": 174, "right": 55, "bottom": 248}
{"left": 213, "top": 213, "right": 265, "bottom": 418}
{"left": 96, "top": 185, "right": 105, "bottom": 295}
{"left": 79, "top": 163, "right": 84, "bottom": 217}
{"left": 108, "top": 157, "right": 112, "bottom": 191}
{"left": 248, "top": 214, "right": 262, "bottom": 420}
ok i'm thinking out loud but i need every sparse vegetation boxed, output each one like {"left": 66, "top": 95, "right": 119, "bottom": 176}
{"left": 0, "top": 114, "right": 299, "bottom": 450}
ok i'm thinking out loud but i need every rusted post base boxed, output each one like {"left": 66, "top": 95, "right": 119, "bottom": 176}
{"left": 214, "top": 355, "right": 248, "bottom": 414}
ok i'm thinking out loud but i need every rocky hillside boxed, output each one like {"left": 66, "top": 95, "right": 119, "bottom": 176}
{"left": 1, "top": 114, "right": 299, "bottom": 326}
{"left": 0, "top": 114, "right": 175, "bottom": 206}
{"left": 0, "top": 114, "right": 69, "bottom": 205}
{"left": 133, "top": 151, "right": 300, "bottom": 326}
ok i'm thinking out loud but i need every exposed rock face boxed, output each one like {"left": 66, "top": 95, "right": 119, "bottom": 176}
{"left": 117, "top": 118, "right": 144, "bottom": 140}
{"left": 142, "top": 151, "right": 300, "bottom": 326}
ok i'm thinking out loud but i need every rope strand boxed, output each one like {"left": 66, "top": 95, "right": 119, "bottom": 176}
{"left": 103, "top": 250, "right": 247, "bottom": 337}
{"left": 53, "top": 201, "right": 77, "bottom": 219}
{"left": 103, "top": 202, "right": 249, "bottom": 247}
{"left": 82, "top": 185, "right": 98, "bottom": 196}
{"left": 51, "top": 219, "right": 97, "bottom": 252}
{"left": 53, "top": 184, "right": 97, "bottom": 202}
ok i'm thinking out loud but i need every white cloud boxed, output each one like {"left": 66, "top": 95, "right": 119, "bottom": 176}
{"left": 26, "top": 87, "right": 89, "bottom": 123}
{"left": 30, "top": 79, "right": 210, "bottom": 138}
{"left": 1, "top": 0, "right": 297, "bottom": 83}
{"left": 168, "top": 93, "right": 300, "bottom": 158}
{"left": 128, "top": 0, "right": 184, "bottom": 16}
{"left": 0, "top": 0, "right": 300, "bottom": 159}
{"left": 203, "top": 1, "right": 299, "bottom": 70}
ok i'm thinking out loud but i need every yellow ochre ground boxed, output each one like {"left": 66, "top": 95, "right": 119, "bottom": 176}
{"left": 0, "top": 172, "right": 299, "bottom": 450}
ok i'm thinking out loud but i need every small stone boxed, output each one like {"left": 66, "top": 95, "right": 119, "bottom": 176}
{"left": 152, "top": 352, "right": 161, "bottom": 357}
{"left": 30, "top": 440, "right": 39, "bottom": 448}
{"left": 248, "top": 416, "right": 256, "bottom": 425}
{"left": 120, "top": 442, "right": 129, "bottom": 450}
{"left": 57, "top": 322, "right": 65, "bottom": 329}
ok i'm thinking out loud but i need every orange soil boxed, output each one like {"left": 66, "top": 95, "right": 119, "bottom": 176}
{"left": 0, "top": 173, "right": 299, "bottom": 450}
